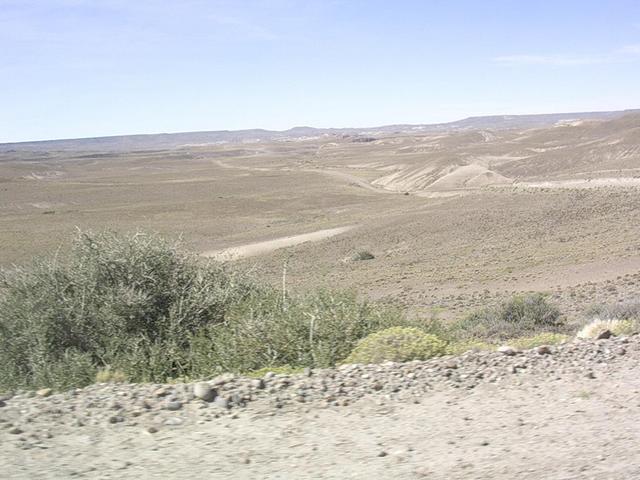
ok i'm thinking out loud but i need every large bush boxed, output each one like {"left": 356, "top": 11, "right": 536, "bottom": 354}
{"left": 0, "top": 231, "right": 255, "bottom": 390}
{"left": 188, "top": 289, "right": 411, "bottom": 374}
{"left": 452, "top": 293, "right": 563, "bottom": 341}
{"left": 0, "top": 231, "right": 418, "bottom": 390}
{"left": 342, "top": 327, "right": 447, "bottom": 364}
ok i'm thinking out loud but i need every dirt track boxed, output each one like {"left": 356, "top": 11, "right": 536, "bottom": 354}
{"left": 3, "top": 335, "right": 640, "bottom": 479}
{"left": 202, "top": 226, "right": 355, "bottom": 260}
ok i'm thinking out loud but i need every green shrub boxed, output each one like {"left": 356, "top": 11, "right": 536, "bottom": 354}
{"left": 95, "top": 367, "right": 128, "bottom": 384}
{"left": 452, "top": 293, "right": 563, "bottom": 341}
{"left": 445, "top": 340, "right": 495, "bottom": 355}
{"left": 0, "top": 231, "right": 254, "bottom": 390}
{"left": 188, "top": 289, "right": 411, "bottom": 374}
{"left": 576, "top": 318, "right": 638, "bottom": 339}
{"left": 245, "top": 365, "right": 305, "bottom": 378}
{"left": 583, "top": 300, "right": 640, "bottom": 321}
{"left": 342, "top": 327, "right": 447, "bottom": 364}
{"left": 350, "top": 251, "right": 375, "bottom": 261}
{"left": 506, "top": 332, "right": 569, "bottom": 350}
{"left": 0, "top": 231, "right": 420, "bottom": 390}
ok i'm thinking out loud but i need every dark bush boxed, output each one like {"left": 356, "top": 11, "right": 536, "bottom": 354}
{"left": 452, "top": 293, "right": 563, "bottom": 341}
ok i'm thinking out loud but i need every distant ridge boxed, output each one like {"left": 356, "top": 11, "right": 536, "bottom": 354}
{"left": 2, "top": 109, "right": 638, "bottom": 152}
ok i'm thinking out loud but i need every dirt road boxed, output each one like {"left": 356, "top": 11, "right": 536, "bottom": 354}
{"left": 2, "top": 335, "right": 639, "bottom": 479}
{"left": 202, "top": 226, "right": 355, "bottom": 260}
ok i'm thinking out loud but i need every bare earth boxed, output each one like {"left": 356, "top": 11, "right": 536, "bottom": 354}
{"left": 2, "top": 113, "right": 640, "bottom": 322}
{"left": 202, "top": 226, "right": 355, "bottom": 261}
{"left": 2, "top": 111, "right": 640, "bottom": 478}
{"left": 2, "top": 335, "right": 639, "bottom": 479}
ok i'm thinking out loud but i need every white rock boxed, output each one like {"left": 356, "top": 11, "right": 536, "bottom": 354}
{"left": 497, "top": 346, "right": 517, "bottom": 356}
{"left": 193, "top": 383, "right": 216, "bottom": 402}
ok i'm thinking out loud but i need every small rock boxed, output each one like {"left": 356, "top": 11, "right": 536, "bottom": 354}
{"left": 498, "top": 346, "right": 517, "bottom": 356}
{"left": 108, "top": 416, "right": 125, "bottom": 424}
{"left": 535, "top": 345, "right": 552, "bottom": 355}
{"left": 146, "top": 426, "right": 158, "bottom": 434}
{"left": 193, "top": 383, "right": 216, "bottom": 402}
{"left": 377, "top": 450, "right": 388, "bottom": 457}
{"left": 251, "top": 379, "right": 265, "bottom": 390}
{"left": 214, "top": 397, "right": 229, "bottom": 409}
{"left": 8, "top": 427, "right": 23, "bottom": 435}
{"left": 36, "top": 388, "right": 53, "bottom": 398}
{"left": 0, "top": 400, "right": 6, "bottom": 408}
{"left": 211, "top": 373, "right": 235, "bottom": 386}
{"left": 153, "top": 387, "right": 171, "bottom": 398}
{"left": 165, "top": 401, "right": 182, "bottom": 411}
{"left": 596, "top": 330, "right": 612, "bottom": 340}
{"left": 585, "top": 372, "right": 596, "bottom": 379}
{"left": 163, "top": 417, "right": 184, "bottom": 426}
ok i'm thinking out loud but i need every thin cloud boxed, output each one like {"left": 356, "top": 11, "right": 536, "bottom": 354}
{"left": 618, "top": 44, "right": 640, "bottom": 54}
{"left": 492, "top": 54, "right": 606, "bottom": 66}
{"left": 493, "top": 45, "right": 640, "bottom": 66}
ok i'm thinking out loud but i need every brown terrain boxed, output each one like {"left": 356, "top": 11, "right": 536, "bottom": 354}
{"left": 2, "top": 111, "right": 640, "bottom": 321}
{"left": 2, "top": 110, "right": 640, "bottom": 478}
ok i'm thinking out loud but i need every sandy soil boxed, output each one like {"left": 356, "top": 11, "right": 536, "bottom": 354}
{"left": 202, "top": 226, "right": 355, "bottom": 261}
{"left": 513, "top": 177, "right": 640, "bottom": 189}
{"left": 2, "top": 113, "right": 640, "bottom": 321}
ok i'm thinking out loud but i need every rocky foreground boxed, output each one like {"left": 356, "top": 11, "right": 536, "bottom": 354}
{"left": 2, "top": 335, "right": 640, "bottom": 479}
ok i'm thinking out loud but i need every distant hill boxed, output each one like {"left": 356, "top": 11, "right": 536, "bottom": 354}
{"left": 1, "top": 109, "right": 638, "bottom": 152}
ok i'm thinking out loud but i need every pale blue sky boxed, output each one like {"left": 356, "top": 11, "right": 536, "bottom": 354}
{"left": 1, "top": 0, "right": 639, "bottom": 142}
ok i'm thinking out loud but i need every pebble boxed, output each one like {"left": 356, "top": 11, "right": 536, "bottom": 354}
{"left": 165, "top": 401, "right": 182, "bottom": 411}
{"left": 252, "top": 379, "right": 265, "bottom": 390}
{"left": 163, "top": 417, "right": 184, "bottom": 426}
{"left": 36, "top": 388, "right": 53, "bottom": 398}
{"left": 193, "top": 383, "right": 216, "bottom": 402}
{"left": 498, "top": 346, "right": 517, "bottom": 356}
{"left": 0, "top": 335, "right": 636, "bottom": 434}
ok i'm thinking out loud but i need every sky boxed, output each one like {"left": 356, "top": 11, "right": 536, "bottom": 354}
{"left": 1, "top": 0, "right": 640, "bottom": 142}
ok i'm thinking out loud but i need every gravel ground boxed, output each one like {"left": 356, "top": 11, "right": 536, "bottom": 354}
{"left": 2, "top": 335, "right": 639, "bottom": 479}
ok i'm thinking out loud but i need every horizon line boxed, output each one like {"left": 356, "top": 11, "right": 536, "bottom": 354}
{"left": 2, "top": 107, "right": 639, "bottom": 146}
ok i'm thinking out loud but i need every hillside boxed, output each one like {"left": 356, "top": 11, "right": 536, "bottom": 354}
{"left": 1, "top": 109, "right": 636, "bottom": 152}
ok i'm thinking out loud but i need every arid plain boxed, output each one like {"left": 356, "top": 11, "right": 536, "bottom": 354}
{"left": 2, "top": 111, "right": 640, "bottom": 322}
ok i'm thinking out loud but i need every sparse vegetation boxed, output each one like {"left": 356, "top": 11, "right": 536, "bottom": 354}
{"left": 2, "top": 230, "right": 634, "bottom": 392}
{"left": 445, "top": 339, "right": 495, "bottom": 355}
{"left": 0, "top": 231, "right": 257, "bottom": 390}
{"left": 350, "top": 250, "right": 375, "bottom": 261}
{"left": 576, "top": 318, "right": 638, "bottom": 339}
{"left": 452, "top": 294, "right": 564, "bottom": 341}
{"left": 0, "top": 231, "right": 418, "bottom": 391}
{"left": 342, "top": 327, "right": 447, "bottom": 364}
{"left": 583, "top": 300, "right": 640, "bottom": 321}
{"left": 505, "top": 332, "right": 569, "bottom": 350}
